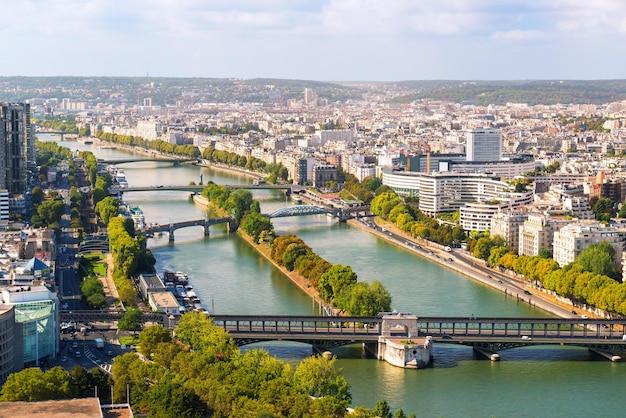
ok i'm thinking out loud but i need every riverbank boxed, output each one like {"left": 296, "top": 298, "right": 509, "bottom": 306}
{"left": 348, "top": 218, "right": 585, "bottom": 319}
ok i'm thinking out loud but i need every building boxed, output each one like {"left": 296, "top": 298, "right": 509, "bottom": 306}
{"left": 552, "top": 222, "right": 622, "bottom": 267}
{"left": 0, "top": 189, "right": 8, "bottom": 226}
{"left": 381, "top": 169, "right": 516, "bottom": 217}
{"left": 148, "top": 291, "right": 181, "bottom": 315}
{"left": 0, "top": 305, "right": 16, "bottom": 385}
{"left": 518, "top": 213, "right": 573, "bottom": 257}
{"left": 296, "top": 158, "right": 316, "bottom": 185}
{"left": 312, "top": 164, "right": 338, "bottom": 189}
{"left": 138, "top": 273, "right": 166, "bottom": 300}
{"left": 1, "top": 285, "right": 59, "bottom": 367}
{"left": 0, "top": 103, "right": 35, "bottom": 195}
{"left": 490, "top": 209, "right": 528, "bottom": 251}
{"left": 466, "top": 129, "right": 502, "bottom": 162}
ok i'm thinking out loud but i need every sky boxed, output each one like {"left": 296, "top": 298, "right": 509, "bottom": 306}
{"left": 2, "top": 0, "right": 626, "bottom": 81}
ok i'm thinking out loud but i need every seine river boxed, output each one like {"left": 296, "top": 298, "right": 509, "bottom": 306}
{"left": 44, "top": 135, "right": 626, "bottom": 417}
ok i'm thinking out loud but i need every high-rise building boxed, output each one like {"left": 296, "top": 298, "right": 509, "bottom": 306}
{"left": 466, "top": 128, "right": 502, "bottom": 162}
{"left": 0, "top": 103, "right": 34, "bottom": 194}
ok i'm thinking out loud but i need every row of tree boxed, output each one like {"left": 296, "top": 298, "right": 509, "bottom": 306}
{"left": 470, "top": 235, "right": 626, "bottom": 315}
{"left": 270, "top": 234, "right": 392, "bottom": 316}
{"left": 370, "top": 191, "right": 467, "bottom": 245}
{"left": 110, "top": 312, "right": 414, "bottom": 417}
{"left": 201, "top": 147, "right": 289, "bottom": 183}
{"left": 108, "top": 216, "right": 141, "bottom": 306}
{"left": 95, "top": 131, "right": 201, "bottom": 159}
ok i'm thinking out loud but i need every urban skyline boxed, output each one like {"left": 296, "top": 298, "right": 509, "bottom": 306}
{"left": 2, "top": 1, "right": 626, "bottom": 81}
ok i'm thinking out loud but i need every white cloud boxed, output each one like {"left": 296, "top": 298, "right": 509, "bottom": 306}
{"left": 492, "top": 29, "right": 547, "bottom": 41}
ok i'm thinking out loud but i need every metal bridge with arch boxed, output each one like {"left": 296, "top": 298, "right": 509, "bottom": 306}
{"left": 266, "top": 205, "right": 334, "bottom": 219}
{"left": 265, "top": 204, "right": 372, "bottom": 221}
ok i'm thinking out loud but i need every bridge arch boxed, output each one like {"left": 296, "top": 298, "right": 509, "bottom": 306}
{"left": 267, "top": 205, "right": 330, "bottom": 218}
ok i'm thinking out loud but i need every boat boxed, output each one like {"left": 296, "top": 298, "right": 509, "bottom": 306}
{"left": 129, "top": 206, "right": 145, "bottom": 229}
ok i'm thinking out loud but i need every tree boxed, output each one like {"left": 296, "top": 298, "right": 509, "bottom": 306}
{"left": 138, "top": 325, "right": 172, "bottom": 358}
{"left": 574, "top": 241, "right": 619, "bottom": 280}
{"left": 292, "top": 355, "right": 351, "bottom": 406}
{"left": 95, "top": 196, "right": 119, "bottom": 224}
{"left": 318, "top": 264, "right": 358, "bottom": 303}
{"left": 118, "top": 307, "right": 143, "bottom": 334}
{"left": 373, "top": 399, "right": 392, "bottom": 418}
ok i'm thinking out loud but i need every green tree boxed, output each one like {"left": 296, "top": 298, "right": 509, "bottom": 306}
{"left": 318, "top": 264, "right": 358, "bottom": 303}
{"left": 292, "top": 355, "right": 351, "bottom": 406}
{"left": 95, "top": 196, "right": 119, "bottom": 224}
{"left": 118, "top": 307, "right": 143, "bottom": 334}
{"left": 373, "top": 399, "right": 392, "bottom": 418}
{"left": 138, "top": 325, "right": 172, "bottom": 359}
{"left": 574, "top": 241, "right": 619, "bottom": 280}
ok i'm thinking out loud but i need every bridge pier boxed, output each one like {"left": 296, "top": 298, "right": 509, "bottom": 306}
{"left": 204, "top": 221, "right": 210, "bottom": 236}
{"left": 169, "top": 225, "right": 175, "bottom": 242}
{"left": 473, "top": 347, "right": 500, "bottom": 361}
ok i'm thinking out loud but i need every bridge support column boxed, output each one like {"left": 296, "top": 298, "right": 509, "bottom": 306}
{"left": 473, "top": 347, "right": 500, "bottom": 361}
{"left": 169, "top": 226, "right": 175, "bottom": 242}
{"left": 204, "top": 220, "right": 210, "bottom": 236}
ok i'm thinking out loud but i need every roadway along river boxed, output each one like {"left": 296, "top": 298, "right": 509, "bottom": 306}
{"left": 44, "top": 135, "right": 626, "bottom": 417}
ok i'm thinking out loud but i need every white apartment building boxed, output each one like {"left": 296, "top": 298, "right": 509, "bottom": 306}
{"left": 351, "top": 163, "right": 377, "bottom": 182}
{"left": 552, "top": 222, "right": 623, "bottom": 267}
{"left": 490, "top": 209, "right": 528, "bottom": 251}
{"left": 135, "top": 120, "right": 162, "bottom": 141}
{"left": 519, "top": 213, "right": 574, "bottom": 257}
{"left": 466, "top": 129, "right": 502, "bottom": 162}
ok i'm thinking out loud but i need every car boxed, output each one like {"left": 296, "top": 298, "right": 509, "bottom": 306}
{"left": 581, "top": 315, "right": 588, "bottom": 319}
{"left": 61, "top": 356, "right": 67, "bottom": 362}
{"left": 498, "top": 280, "right": 503, "bottom": 284}
{"left": 442, "top": 334, "right": 453, "bottom": 340}
{"left": 524, "top": 290, "right": 532, "bottom": 295}
{"left": 521, "top": 336, "right": 532, "bottom": 341}
{"left": 72, "top": 342, "right": 78, "bottom": 348}
{"left": 106, "top": 350, "right": 114, "bottom": 356}
{"left": 75, "top": 351, "right": 81, "bottom": 358}
{"left": 487, "top": 275, "right": 492, "bottom": 279}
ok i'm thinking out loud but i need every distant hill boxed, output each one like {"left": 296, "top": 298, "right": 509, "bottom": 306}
{"left": 1, "top": 77, "right": 625, "bottom": 106}
{"left": 387, "top": 80, "right": 626, "bottom": 106}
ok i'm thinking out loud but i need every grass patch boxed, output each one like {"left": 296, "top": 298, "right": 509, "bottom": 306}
{"left": 119, "top": 335, "right": 139, "bottom": 346}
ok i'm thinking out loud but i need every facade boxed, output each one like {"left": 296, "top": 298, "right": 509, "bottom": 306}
{"left": 0, "top": 305, "right": 16, "bottom": 385}
{"left": 466, "top": 129, "right": 502, "bottom": 162}
{"left": 0, "top": 103, "right": 35, "bottom": 195}
{"left": 351, "top": 163, "right": 377, "bottom": 182}
{"left": 490, "top": 209, "right": 528, "bottom": 251}
{"left": 552, "top": 222, "right": 623, "bottom": 267}
{"left": 0, "top": 189, "right": 8, "bottom": 226}
{"left": 518, "top": 213, "right": 573, "bottom": 257}
{"left": 312, "top": 164, "right": 338, "bottom": 189}
{"left": 460, "top": 203, "right": 501, "bottom": 232}
{"left": 381, "top": 169, "right": 514, "bottom": 217}
{"left": 2, "top": 286, "right": 59, "bottom": 367}
{"left": 296, "top": 158, "right": 315, "bottom": 185}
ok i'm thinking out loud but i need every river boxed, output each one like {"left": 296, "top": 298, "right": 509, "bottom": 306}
{"left": 43, "top": 135, "right": 626, "bottom": 417}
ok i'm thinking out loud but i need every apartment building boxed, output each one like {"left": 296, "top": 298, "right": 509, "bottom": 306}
{"left": 490, "top": 209, "right": 528, "bottom": 250}
{"left": 552, "top": 221, "right": 623, "bottom": 267}
{"left": 519, "top": 213, "right": 574, "bottom": 257}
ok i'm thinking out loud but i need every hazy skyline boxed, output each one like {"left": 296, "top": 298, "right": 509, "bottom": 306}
{"left": 3, "top": 1, "right": 626, "bottom": 81}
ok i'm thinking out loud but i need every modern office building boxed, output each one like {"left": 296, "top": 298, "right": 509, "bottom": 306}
{"left": 381, "top": 169, "right": 525, "bottom": 217}
{"left": 466, "top": 129, "right": 502, "bottom": 162}
{"left": 1, "top": 285, "right": 59, "bottom": 367}
{"left": 0, "top": 103, "right": 35, "bottom": 195}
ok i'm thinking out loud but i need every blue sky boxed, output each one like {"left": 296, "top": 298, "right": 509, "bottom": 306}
{"left": 2, "top": 0, "right": 625, "bottom": 80}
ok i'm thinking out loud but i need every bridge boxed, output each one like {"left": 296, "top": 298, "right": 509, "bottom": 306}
{"left": 98, "top": 157, "right": 198, "bottom": 166}
{"left": 266, "top": 204, "right": 372, "bottom": 221}
{"left": 141, "top": 217, "right": 237, "bottom": 242}
{"left": 110, "top": 184, "right": 293, "bottom": 195}
{"left": 35, "top": 130, "right": 79, "bottom": 140}
{"left": 58, "top": 311, "right": 626, "bottom": 366}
